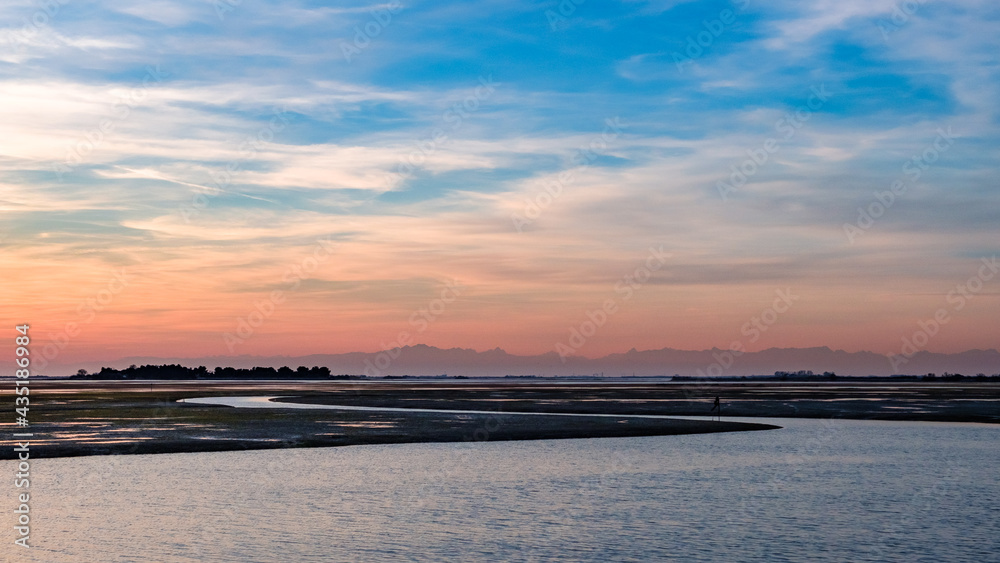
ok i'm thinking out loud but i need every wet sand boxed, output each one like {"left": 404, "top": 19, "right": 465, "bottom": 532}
{"left": 3, "top": 379, "right": 996, "bottom": 458}
{"left": 278, "top": 380, "right": 1000, "bottom": 422}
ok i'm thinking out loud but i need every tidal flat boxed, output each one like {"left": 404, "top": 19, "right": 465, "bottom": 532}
{"left": 3, "top": 380, "right": 996, "bottom": 459}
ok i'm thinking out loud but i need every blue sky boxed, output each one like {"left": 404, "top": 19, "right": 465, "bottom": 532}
{"left": 2, "top": 0, "right": 999, "bottom": 367}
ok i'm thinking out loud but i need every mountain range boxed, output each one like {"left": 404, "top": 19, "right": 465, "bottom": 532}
{"left": 58, "top": 345, "right": 1000, "bottom": 378}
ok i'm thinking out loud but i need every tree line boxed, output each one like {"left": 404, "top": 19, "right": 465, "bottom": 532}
{"left": 75, "top": 364, "right": 341, "bottom": 380}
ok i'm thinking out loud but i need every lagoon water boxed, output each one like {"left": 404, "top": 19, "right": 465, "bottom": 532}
{"left": 5, "top": 417, "right": 998, "bottom": 562}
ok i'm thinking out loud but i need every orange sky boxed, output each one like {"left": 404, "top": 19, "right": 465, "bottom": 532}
{"left": 2, "top": 0, "right": 998, "bottom": 373}
{"left": 7, "top": 224, "right": 998, "bottom": 373}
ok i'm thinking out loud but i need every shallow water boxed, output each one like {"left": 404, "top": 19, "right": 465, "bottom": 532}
{"left": 179, "top": 395, "right": 729, "bottom": 419}
{"left": 4, "top": 418, "right": 998, "bottom": 562}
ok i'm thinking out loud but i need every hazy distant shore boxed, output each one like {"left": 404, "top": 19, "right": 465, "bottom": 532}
{"left": 51, "top": 343, "right": 1000, "bottom": 379}
{"left": 4, "top": 380, "right": 996, "bottom": 459}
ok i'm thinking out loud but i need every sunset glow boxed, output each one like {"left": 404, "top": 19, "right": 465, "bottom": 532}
{"left": 2, "top": 0, "right": 997, "bottom": 374}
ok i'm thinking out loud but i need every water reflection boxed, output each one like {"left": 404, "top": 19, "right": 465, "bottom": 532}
{"left": 5, "top": 418, "right": 997, "bottom": 562}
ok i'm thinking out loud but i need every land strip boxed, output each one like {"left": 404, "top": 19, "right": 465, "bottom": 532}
{"left": 3, "top": 380, "right": 996, "bottom": 459}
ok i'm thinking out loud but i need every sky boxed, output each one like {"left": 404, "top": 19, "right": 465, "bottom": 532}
{"left": 2, "top": 0, "right": 998, "bottom": 371}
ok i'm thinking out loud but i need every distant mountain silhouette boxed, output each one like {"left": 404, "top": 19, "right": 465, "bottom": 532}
{"left": 61, "top": 345, "right": 1000, "bottom": 377}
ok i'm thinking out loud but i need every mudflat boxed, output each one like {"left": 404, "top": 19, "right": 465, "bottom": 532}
{"left": 278, "top": 380, "right": 1000, "bottom": 422}
{"left": 3, "top": 379, "right": 996, "bottom": 459}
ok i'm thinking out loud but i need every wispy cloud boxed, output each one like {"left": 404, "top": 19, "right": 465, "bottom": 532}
{"left": 2, "top": 0, "right": 997, "bottom": 367}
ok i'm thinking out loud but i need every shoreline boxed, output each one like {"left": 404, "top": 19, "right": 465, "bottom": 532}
{"left": 273, "top": 381, "right": 1000, "bottom": 424}
{"left": 7, "top": 407, "right": 780, "bottom": 459}
{"left": 4, "top": 379, "right": 996, "bottom": 459}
